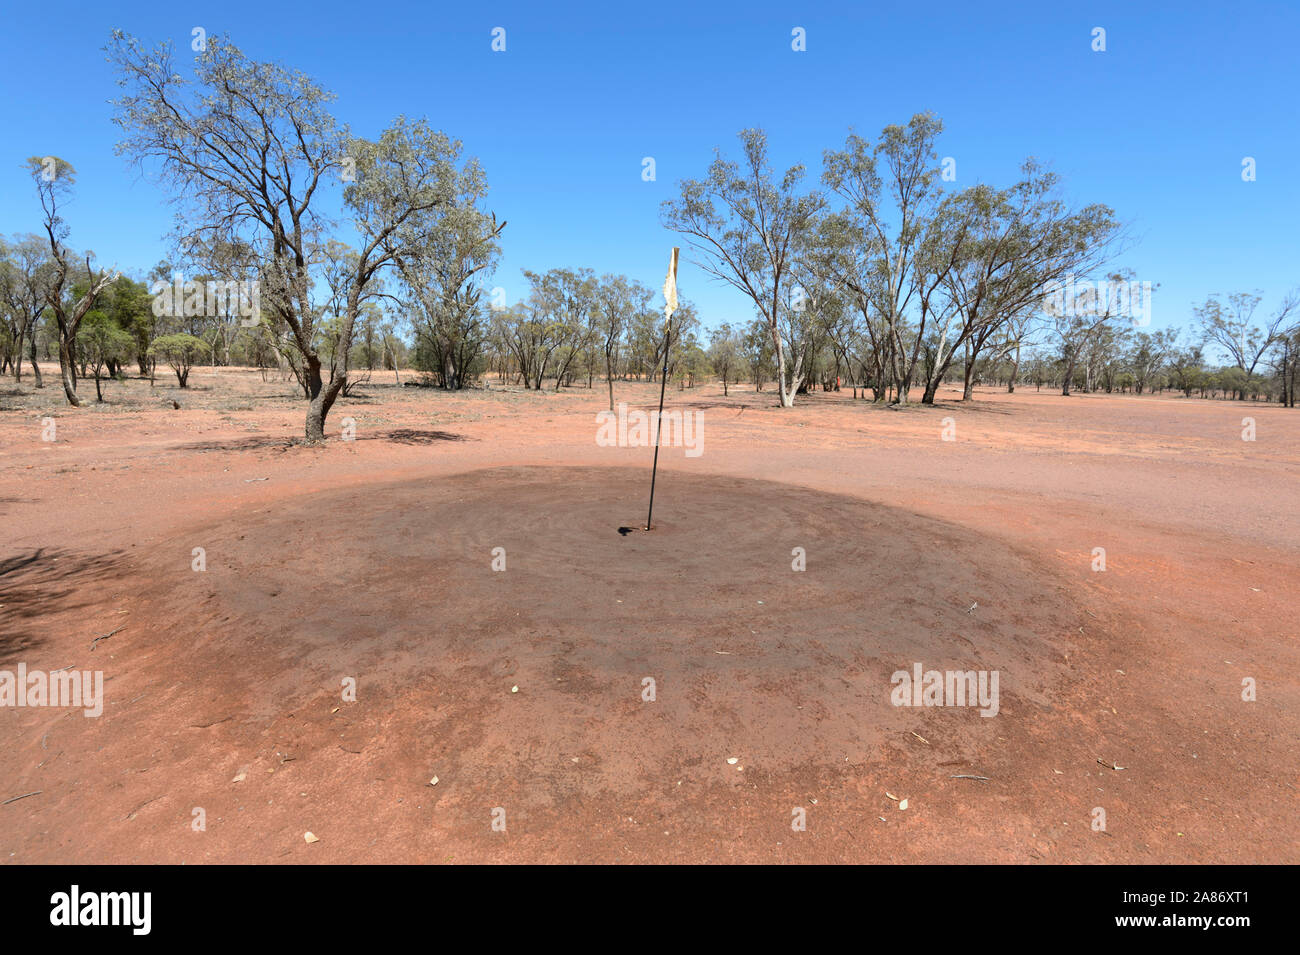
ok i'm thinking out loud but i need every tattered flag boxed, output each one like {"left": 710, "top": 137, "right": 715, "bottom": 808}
{"left": 663, "top": 247, "right": 680, "bottom": 327}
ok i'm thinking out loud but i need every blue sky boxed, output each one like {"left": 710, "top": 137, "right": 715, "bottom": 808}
{"left": 2, "top": 0, "right": 1297, "bottom": 349}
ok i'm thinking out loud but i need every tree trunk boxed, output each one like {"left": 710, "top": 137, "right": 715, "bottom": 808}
{"left": 58, "top": 339, "right": 82, "bottom": 406}
{"left": 303, "top": 353, "right": 345, "bottom": 442}
{"left": 770, "top": 321, "right": 793, "bottom": 408}
{"left": 1061, "top": 357, "right": 1078, "bottom": 396}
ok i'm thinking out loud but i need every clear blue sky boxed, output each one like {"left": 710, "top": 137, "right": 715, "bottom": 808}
{"left": 2, "top": 0, "right": 1297, "bottom": 348}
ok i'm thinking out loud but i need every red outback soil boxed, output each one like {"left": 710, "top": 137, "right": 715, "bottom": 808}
{"left": 1, "top": 369, "right": 1297, "bottom": 862}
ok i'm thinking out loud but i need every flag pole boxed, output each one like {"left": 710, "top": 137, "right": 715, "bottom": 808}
{"left": 646, "top": 248, "right": 679, "bottom": 531}
{"left": 645, "top": 318, "right": 672, "bottom": 530}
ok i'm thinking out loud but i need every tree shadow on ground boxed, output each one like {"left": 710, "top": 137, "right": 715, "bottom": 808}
{"left": 927, "top": 400, "right": 1017, "bottom": 415}
{"left": 0, "top": 547, "right": 129, "bottom": 663}
{"left": 672, "top": 401, "right": 757, "bottom": 413}
{"left": 169, "top": 428, "right": 468, "bottom": 452}
{"left": 360, "top": 428, "right": 469, "bottom": 445}
{"left": 172, "top": 435, "right": 301, "bottom": 454}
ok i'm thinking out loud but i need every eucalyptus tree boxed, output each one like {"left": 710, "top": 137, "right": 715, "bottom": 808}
{"left": 662, "top": 129, "right": 825, "bottom": 407}
{"left": 149, "top": 333, "right": 211, "bottom": 388}
{"left": 1272, "top": 324, "right": 1300, "bottom": 408}
{"left": 1194, "top": 291, "right": 1296, "bottom": 399}
{"left": 776, "top": 269, "right": 844, "bottom": 396}
{"left": 996, "top": 309, "right": 1044, "bottom": 393}
{"left": 314, "top": 238, "right": 388, "bottom": 394}
{"left": 815, "top": 292, "right": 856, "bottom": 390}
{"left": 0, "top": 234, "right": 55, "bottom": 384}
{"left": 929, "top": 165, "right": 1121, "bottom": 402}
{"left": 661, "top": 302, "right": 700, "bottom": 384}
{"left": 673, "top": 330, "right": 711, "bottom": 389}
{"left": 1167, "top": 344, "right": 1206, "bottom": 397}
{"left": 626, "top": 300, "right": 665, "bottom": 380}
{"left": 821, "top": 114, "right": 960, "bottom": 404}
{"left": 708, "top": 323, "right": 743, "bottom": 396}
{"left": 26, "top": 157, "right": 118, "bottom": 406}
{"left": 76, "top": 312, "right": 135, "bottom": 401}
{"left": 496, "top": 270, "right": 590, "bottom": 391}
{"left": 519, "top": 267, "right": 596, "bottom": 390}
{"left": 1080, "top": 321, "right": 1128, "bottom": 393}
{"left": 353, "top": 302, "right": 383, "bottom": 371}
{"left": 86, "top": 275, "right": 153, "bottom": 377}
{"left": 172, "top": 235, "right": 262, "bottom": 367}
{"left": 818, "top": 295, "right": 864, "bottom": 396}
{"left": 742, "top": 317, "right": 775, "bottom": 391}
{"left": 781, "top": 234, "right": 846, "bottom": 397}
{"left": 593, "top": 274, "right": 653, "bottom": 409}
{"left": 110, "top": 32, "right": 468, "bottom": 440}
{"left": 378, "top": 319, "right": 405, "bottom": 385}
{"left": 1051, "top": 270, "right": 1134, "bottom": 397}
{"left": 394, "top": 160, "right": 504, "bottom": 390}
{"left": 1127, "top": 328, "right": 1179, "bottom": 395}
{"left": 493, "top": 304, "right": 537, "bottom": 387}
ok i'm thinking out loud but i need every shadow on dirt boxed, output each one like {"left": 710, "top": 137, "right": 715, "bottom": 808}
{"left": 173, "top": 435, "right": 301, "bottom": 454}
{"left": 673, "top": 401, "right": 757, "bottom": 413}
{"left": 362, "top": 428, "right": 469, "bottom": 445}
{"left": 925, "top": 399, "right": 1018, "bottom": 415}
{"left": 0, "top": 547, "right": 130, "bottom": 663}
{"left": 172, "top": 428, "right": 467, "bottom": 451}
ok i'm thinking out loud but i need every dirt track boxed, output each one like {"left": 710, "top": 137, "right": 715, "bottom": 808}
{"left": 2, "top": 370, "right": 1297, "bottom": 862}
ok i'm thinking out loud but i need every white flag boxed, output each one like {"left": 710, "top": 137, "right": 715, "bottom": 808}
{"left": 662, "top": 247, "right": 680, "bottom": 327}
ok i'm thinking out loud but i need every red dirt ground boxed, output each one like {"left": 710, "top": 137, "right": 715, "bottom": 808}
{"left": 1, "top": 367, "right": 1297, "bottom": 863}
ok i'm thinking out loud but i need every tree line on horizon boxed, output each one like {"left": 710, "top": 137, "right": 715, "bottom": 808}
{"left": 3, "top": 33, "right": 1298, "bottom": 433}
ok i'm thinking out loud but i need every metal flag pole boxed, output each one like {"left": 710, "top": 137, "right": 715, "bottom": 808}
{"left": 645, "top": 247, "right": 679, "bottom": 530}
